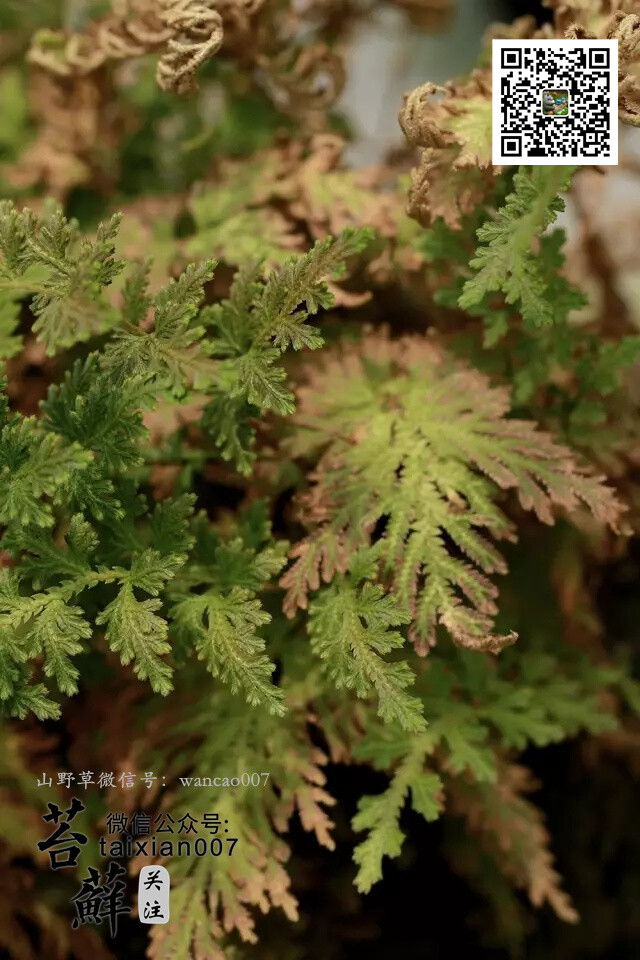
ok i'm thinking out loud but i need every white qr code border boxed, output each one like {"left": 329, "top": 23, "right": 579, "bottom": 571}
{"left": 492, "top": 39, "right": 618, "bottom": 166}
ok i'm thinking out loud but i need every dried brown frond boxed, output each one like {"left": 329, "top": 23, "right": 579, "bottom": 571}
{"left": 289, "top": 133, "right": 397, "bottom": 236}
{"left": 446, "top": 762, "right": 579, "bottom": 923}
{"left": 402, "top": 145, "right": 495, "bottom": 228}
{"left": 529, "top": 2, "right": 640, "bottom": 124}
{"left": 28, "top": 0, "right": 227, "bottom": 95}
{"left": 4, "top": 69, "right": 122, "bottom": 197}
{"left": 271, "top": 738, "right": 337, "bottom": 849}
{"left": 542, "top": 0, "right": 638, "bottom": 36}
{"left": 398, "top": 70, "right": 499, "bottom": 227}
{"left": 257, "top": 43, "right": 346, "bottom": 125}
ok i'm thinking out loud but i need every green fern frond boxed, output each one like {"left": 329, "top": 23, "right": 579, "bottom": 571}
{"left": 173, "top": 587, "right": 285, "bottom": 716}
{"left": 352, "top": 732, "right": 442, "bottom": 892}
{"left": 458, "top": 166, "right": 578, "bottom": 325}
{"left": 0, "top": 201, "right": 123, "bottom": 354}
{"left": 283, "top": 329, "right": 625, "bottom": 652}
{"left": 0, "top": 415, "right": 92, "bottom": 529}
{"left": 308, "top": 564, "right": 426, "bottom": 732}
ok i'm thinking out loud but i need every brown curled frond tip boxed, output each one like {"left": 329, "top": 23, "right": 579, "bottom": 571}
{"left": 27, "top": 0, "right": 227, "bottom": 95}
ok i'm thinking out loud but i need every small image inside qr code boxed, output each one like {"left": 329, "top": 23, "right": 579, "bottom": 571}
{"left": 492, "top": 40, "right": 618, "bottom": 165}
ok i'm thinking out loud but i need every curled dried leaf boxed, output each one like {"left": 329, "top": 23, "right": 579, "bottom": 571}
{"left": 28, "top": 0, "right": 228, "bottom": 95}
{"left": 257, "top": 42, "right": 346, "bottom": 118}
{"left": 156, "top": 2, "right": 224, "bottom": 94}
{"left": 399, "top": 71, "right": 500, "bottom": 228}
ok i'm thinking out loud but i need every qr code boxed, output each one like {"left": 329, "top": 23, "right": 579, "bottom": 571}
{"left": 492, "top": 40, "right": 618, "bottom": 165}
